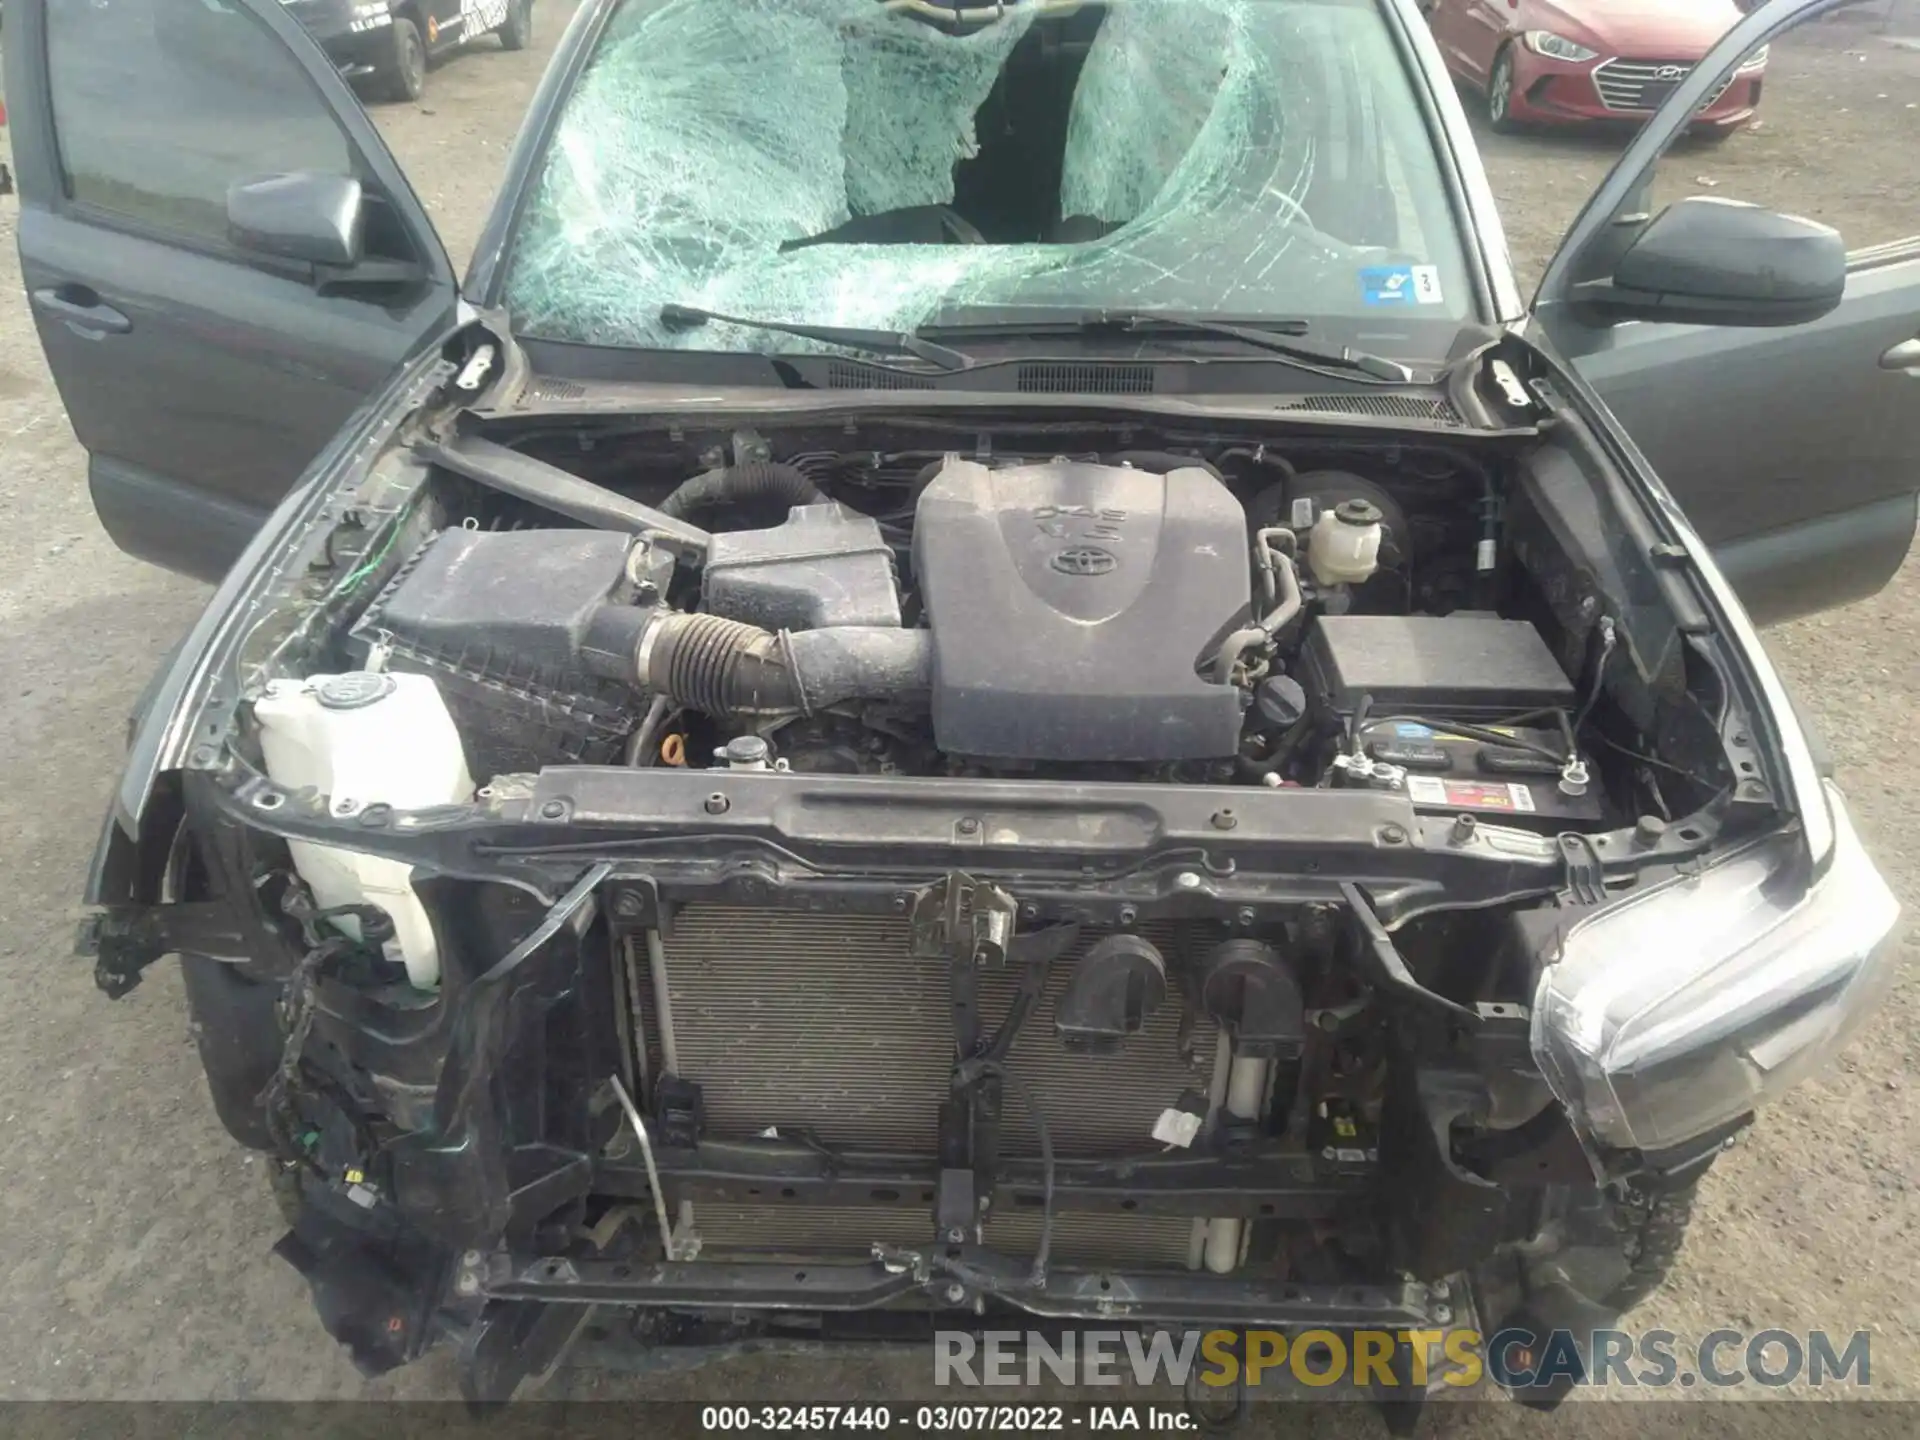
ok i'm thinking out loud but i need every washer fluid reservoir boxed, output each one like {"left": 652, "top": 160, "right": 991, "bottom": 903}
{"left": 254, "top": 672, "right": 474, "bottom": 988}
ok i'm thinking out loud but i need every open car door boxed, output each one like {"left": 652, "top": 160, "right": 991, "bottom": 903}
{"left": 1532, "top": 0, "right": 1920, "bottom": 627}
{"left": 4, "top": 0, "right": 460, "bottom": 581}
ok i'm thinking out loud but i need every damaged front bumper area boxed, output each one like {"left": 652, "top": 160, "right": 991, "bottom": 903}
{"left": 79, "top": 757, "right": 1890, "bottom": 1409}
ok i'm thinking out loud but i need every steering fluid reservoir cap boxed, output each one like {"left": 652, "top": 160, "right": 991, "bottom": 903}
{"left": 314, "top": 672, "right": 399, "bottom": 711}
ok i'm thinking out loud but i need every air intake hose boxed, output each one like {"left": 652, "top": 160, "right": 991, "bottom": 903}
{"left": 655, "top": 462, "right": 826, "bottom": 521}
{"left": 630, "top": 612, "right": 930, "bottom": 716}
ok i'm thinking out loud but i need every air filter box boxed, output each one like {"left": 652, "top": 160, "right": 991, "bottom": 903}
{"left": 702, "top": 503, "right": 900, "bottom": 630}
{"left": 351, "top": 528, "right": 648, "bottom": 778}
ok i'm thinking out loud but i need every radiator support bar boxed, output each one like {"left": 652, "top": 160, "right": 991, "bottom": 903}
{"left": 592, "top": 1136, "right": 1376, "bottom": 1221}
{"left": 466, "top": 1247, "right": 1443, "bottom": 1329}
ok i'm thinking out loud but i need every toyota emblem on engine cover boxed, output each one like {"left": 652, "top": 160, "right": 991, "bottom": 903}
{"left": 1052, "top": 546, "right": 1118, "bottom": 576}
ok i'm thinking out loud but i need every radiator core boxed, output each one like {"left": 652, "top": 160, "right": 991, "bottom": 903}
{"left": 650, "top": 907, "right": 1220, "bottom": 1160}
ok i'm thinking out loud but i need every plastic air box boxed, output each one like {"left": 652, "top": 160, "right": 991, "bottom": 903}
{"left": 701, "top": 503, "right": 901, "bottom": 631}
{"left": 351, "top": 528, "right": 642, "bottom": 778}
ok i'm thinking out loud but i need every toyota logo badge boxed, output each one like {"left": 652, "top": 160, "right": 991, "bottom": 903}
{"left": 1051, "top": 546, "right": 1118, "bottom": 577}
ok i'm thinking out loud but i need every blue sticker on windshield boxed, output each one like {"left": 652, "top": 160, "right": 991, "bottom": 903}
{"left": 1360, "top": 264, "right": 1444, "bottom": 306}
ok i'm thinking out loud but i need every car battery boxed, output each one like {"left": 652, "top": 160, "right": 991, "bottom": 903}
{"left": 1358, "top": 718, "right": 1603, "bottom": 828}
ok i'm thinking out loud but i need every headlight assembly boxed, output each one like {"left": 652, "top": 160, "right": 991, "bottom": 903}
{"left": 1737, "top": 43, "right": 1770, "bottom": 73}
{"left": 1532, "top": 782, "right": 1899, "bottom": 1157}
{"left": 1524, "top": 31, "right": 1598, "bottom": 63}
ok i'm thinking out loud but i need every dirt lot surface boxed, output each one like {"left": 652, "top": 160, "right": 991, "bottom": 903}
{"left": 0, "top": 4, "right": 1914, "bottom": 1426}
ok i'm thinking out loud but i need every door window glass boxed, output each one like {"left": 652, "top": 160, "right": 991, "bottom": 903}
{"left": 47, "top": 0, "right": 354, "bottom": 247}
{"left": 1636, "top": 15, "right": 1919, "bottom": 258}
{"left": 1473, "top": 6, "right": 1920, "bottom": 289}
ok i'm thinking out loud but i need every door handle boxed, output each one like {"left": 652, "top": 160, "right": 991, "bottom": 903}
{"left": 30, "top": 286, "right": 132, "bottom": 336}
{"left": 1881, "top": 338, "right": 1920, "bottom": 373}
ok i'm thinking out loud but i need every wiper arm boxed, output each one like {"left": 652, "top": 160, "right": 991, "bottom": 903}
{"left": 1085, "top": 312, "right": 1419, "bottom": 383}
{"left": 659, "top": 303, "right": 972, "bottom": 372}
{"left": 927, "top": 310, "right": 1420, "bottom": 384}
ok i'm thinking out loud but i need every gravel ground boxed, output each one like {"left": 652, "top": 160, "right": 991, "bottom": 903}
{"left": 0, "top": 6, "right": 1913, "bottom": 1424}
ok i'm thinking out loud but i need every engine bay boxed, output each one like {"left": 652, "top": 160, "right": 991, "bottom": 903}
{"left": 198, "top": 404, "right": 1772, "bottom": 1020}
{"left": 278, "top": 422, "right": 1715, "bottom": 846}
{"left": 140, "top": 403, "right": 1795, "bottom": 1396}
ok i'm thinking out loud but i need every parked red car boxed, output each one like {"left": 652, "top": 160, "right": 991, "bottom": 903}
{"left": 1424, "top": 0, "right": 1767, "bottom": 135}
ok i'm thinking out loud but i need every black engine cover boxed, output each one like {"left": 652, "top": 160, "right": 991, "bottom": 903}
{"left": 913, "top": 457, "right": 1249, "bottom": 760}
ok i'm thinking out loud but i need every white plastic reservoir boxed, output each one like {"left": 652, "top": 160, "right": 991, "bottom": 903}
{"left": 254, "top": 672, "right": 474, "bottom": 988}
{"left": 1307, "top": 499, "right": 1384, "bottom": 587}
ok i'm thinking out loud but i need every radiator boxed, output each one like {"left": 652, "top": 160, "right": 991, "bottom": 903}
{"left": 645, "top": 907, "right": 1221, "bottom": 1162}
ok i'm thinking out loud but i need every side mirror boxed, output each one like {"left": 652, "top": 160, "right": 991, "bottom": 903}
{"left": 1573, "top": 195, "right": 1846, "bottom": 328}
{"left": 227, "top": 172, "right": 366, "bottom": 267}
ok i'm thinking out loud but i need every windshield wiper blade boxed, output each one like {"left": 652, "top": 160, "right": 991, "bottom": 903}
{"left": 1085, "top": 312, "right": 1419, "bottom": 383}
{"left": 659, "top": 303, "right": 972, "bottom": 372}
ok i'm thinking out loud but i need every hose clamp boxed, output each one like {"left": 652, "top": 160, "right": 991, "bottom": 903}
{"left": 634, "top": 608, "right": 665, "bottom": 684}
{"left": 777, "top": 629, "right": 814, "bottom": 717}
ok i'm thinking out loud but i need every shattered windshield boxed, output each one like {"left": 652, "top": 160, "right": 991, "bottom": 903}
{"left": 504, "top": 0, "right": 1474, "bottom": 360}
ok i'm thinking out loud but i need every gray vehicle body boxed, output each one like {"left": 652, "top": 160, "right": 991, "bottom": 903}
{"left": 0, "top": 0, "right": 1909, "bottom": 860}
{"left": 9, "top": 0, "right": 1914, "bottom": 625}
{"left": 10, "top": 0, "right": 1906, "bottom": 1402}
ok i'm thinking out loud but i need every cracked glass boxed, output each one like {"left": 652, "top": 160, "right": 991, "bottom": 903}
{"left": 504, "top": 0, "right": 1474, "bottom": 358}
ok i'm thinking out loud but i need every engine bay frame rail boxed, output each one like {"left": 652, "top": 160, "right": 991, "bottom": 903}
{"left": 466, "top": 1249, "right": 1445, "bottom": 1329}
{"left": 192, "top": 758, "right": 1701, "bottom": 930}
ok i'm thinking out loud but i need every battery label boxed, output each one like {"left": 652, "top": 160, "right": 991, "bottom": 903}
{"left": 1389, "top": 721, "right": 1519, "bottom": 741}
{"left": 1405, "top": 775, "right": 1537, "bottom": 812}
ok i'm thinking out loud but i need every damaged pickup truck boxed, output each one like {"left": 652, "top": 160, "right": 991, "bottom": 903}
{"left": 11, "top": 0, "right": 1914, "bottom": 1417}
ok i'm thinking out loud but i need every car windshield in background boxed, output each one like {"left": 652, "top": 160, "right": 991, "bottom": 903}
{"left": 503, "top": 0, "right": 1476, "bottom": 361}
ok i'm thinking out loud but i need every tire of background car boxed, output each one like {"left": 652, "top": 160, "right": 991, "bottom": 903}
{"left": 1487, "top": 46, "right": 1522, "bottom": 134}
{"left": 371, "top": 16, "right": 428, "bottom": 104}
{"left": 497, "top": 0, "right": 532, "bottom": 51}
{"left": 1604, "top": 1181, "right": 1699, "bottom": 1310}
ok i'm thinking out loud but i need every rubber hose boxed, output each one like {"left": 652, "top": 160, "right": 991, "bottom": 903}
{"left": 641, "top": 612, "right": 930, "bottom": 716}
{"left": 1236, "top": 713, "right": 1315, "bottom": 781}
{"left": 645, "top": 614, "right": 796, "bottom": 714}
{"left": 656, "top": 461, "right": 826, "bottom": 521}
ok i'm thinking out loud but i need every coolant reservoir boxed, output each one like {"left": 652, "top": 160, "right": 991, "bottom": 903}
{"left": 1307, "top": 498, "right": 1384, "bottom": 587}
{"left": 254, "top": 672, "right": 474, "bottom": 988}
